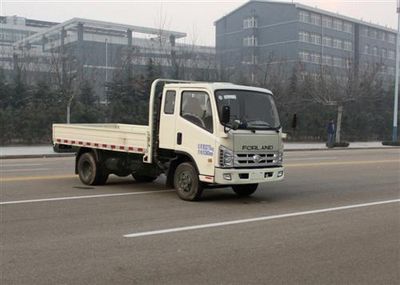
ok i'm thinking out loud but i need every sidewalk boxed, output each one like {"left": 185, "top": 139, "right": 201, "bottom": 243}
{"left": 284, "top": 141, "right": 391, "bottom": 150}
{"left": 0, "top": 142, "right": 397, "bottom": 159}
{"left": 0, "top": 145, "right": 69, "bottom": 159}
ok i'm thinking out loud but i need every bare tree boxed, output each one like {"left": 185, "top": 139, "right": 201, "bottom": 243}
{"left": 308, "top": 60, "right": 381, "bottom": 143}
{"left": 48, "top": 44, "right": 79, "bottom": 123}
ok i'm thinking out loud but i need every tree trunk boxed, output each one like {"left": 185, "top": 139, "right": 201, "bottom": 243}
{"left": 67, "top": 104, "right": 71, "bottom": 124}
{"left": 335, "top": 105, "right": 343, "bottom": 143}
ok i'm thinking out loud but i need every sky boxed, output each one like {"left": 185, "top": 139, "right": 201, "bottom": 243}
{"left": 0, "top": 0, "right": 397, "bottom": 46}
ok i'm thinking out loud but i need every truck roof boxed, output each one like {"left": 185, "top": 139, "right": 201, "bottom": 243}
{"left": 164, "top": 82, "right": 273, "bottom": 95}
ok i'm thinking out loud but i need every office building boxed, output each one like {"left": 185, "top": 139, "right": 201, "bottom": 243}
{"left": 215, "top": 0, "right": 397, "bottom": 83}
{"left": 1, "top": 16, "right": 216, "bottom": 100}
{"left": 0, "top": 16, "right": 57, "bottom": 78}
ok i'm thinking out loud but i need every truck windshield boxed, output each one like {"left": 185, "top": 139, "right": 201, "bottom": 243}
{"left": 215, "top": 89, "right": 280, "bottom": 130}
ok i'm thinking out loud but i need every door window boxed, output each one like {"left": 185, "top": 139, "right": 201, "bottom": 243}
{"left": 164, "top": 90, "right": 176, "bottom": 114}
{"left": 181, "top": 91, "right": 213, "bottom": 133}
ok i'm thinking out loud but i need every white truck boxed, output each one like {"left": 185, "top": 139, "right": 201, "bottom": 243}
{"left": 53, "top": 79, "right": 284, "bottom": 201}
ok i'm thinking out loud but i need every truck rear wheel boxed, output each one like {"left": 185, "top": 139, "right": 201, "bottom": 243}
{"left": 232, "top": 184, "right": 258, "bottom": 197}
{"left": 77, "top": 152, "right": 108, "bottom": 185}
{"left": 132, "top": 174, "right": 158, "bottom": 183}
{"left": 174, "top": 162, "right": 203, "bottom": 201}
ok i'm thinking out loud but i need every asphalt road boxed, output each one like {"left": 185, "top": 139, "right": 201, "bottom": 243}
{"left": 1, "top": 149, "right": 399, "bottom": 284}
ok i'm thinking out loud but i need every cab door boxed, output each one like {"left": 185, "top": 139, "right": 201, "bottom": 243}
{"left": 159, "top": 89, "right": 178, "bottom": 150}
{"left": 175, "top": 89, "right": 216, "bottom": 178}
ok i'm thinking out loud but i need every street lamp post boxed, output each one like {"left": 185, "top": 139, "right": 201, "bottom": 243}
{"left": 105, "top": 38, "right": 109, "bottom": 105}
{"left": 105, "top": 38, "right": 108, "bottom": 83}
{"left": 393, "top": 0, "right": 400, "bottom": 142}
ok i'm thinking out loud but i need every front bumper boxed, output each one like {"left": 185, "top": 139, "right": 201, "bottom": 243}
{"left": 214, "top": 166, "right": 284, "bottom": 184}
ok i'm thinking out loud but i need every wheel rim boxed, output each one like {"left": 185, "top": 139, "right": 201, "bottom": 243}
{"left": 178, "top": 171, "right": 192, "bottom": 193}
{"left": 81, "top": 160, "right": 93, "bottom": 181}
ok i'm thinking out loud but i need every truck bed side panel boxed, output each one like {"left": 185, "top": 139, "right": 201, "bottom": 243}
{"left": 53, "top": 123, "right": 149, "bottom": 154}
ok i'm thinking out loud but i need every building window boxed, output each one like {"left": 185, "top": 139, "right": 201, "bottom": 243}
{"left": 368, "top": 29, "right": 377, "bottom": 38}
{"left": 388, "top": 34, "right": 396, "bottom": 44}
{"left": 388, "top": 49, "right": 395, "bottom": 59}
{"left": 333, "top": 57, "right": 343, "bottom": 67}
{"left": 310, "top": 53, "right": 321, "bottom": 64}
{"left": 299, "top": 31, "right": 309, "bottom": 42}
{"left": 322, "top": 16, "right": 332, "bottom": 28}
{"left": 380, "top": 64, "right": 386, "bottom": 73}
{"left": 333, "top": 19, "right": 342, "bottom": 31}
{"left": 322, "top": 36, "right": 332, "bottom": 47}
{"left": 360, "top": 27, "right": 368, "bottom": 37}
{"left": 310, "top": 14, "right": 321, "bottom": 26}
{"left": 243, "top": 36, "right": 258, "bottom": 46}
{"left": 364, "top": 44, "right": 370, "bottom": 54}
{"left": 243, "top": 18, "right": 249, "bottom": 29}
{"left": 345, "top": 58, "right": 352, "bottom": 69}
{"left": 333, "top": 39, "right": 342, "bottom": 49}
{"left": 343, "top": 41, "right": 352, "bottom": 51}
{"left": 310, "top": 33, "right": 321, "bottom": 45}
{"left": 373, "top": 46, "right": 378, "bottom": 56}
{"left": 343, "top": 22, "right": 352, "bottom": 33}
{"left": 311, "top": 73, "right": 319, "bottom": 81}
{"left": 322, "top": 55, "right": 332, "bottom": 66}
{"left": 242, "top": 54, "right": 258, "bottom": 65}
{"left": 382, "top": 48, "right": 387, "bottom": 58}
{"left": 0, "top": 30, "right": 28, "bottom": 42}
{"left": 299, "top": 51, "right": 310, "bottom": 62}
{"left": 300, "top": 71, "right": 309, "bottom": 80}
{"left": 299, "top": 11, "right": 309, "bottom": 23}
{"left": 243, "top": 17, "right": 258, "bottom": 29}
{"left": 388, "top": 66, "right": 395, "bottom": 75}
{"left": 378, "top": 31, "right": 386, "bottom": 41}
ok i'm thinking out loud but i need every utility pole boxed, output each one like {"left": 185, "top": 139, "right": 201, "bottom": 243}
{"left": 393, "top": 0, "right": 400, "bottom": 142}
{"left": 105, "top": 38, "right": 108, "bottom": 83}
{"left": 105, "top": 38, "right": 109, "bottom": 105}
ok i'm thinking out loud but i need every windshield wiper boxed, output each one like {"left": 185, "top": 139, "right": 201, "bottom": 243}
{"left": 247, "top": 120, "right": 272, "bottom": 127}
{"left": 247, "top": 121, "right": 281, "bottom": 132}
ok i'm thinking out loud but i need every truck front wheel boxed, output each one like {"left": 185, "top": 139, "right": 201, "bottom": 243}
{"left": 232, "top": 184, "right": 258, "bottom": 197}
{"left": 174, "top": 162, "right": 203, "bottom": 201}
{"left": 77, "top": 152, "right": 108, "bottom": 185}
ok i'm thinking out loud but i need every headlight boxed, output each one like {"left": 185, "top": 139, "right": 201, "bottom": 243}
{"left": 219, "top": 146, "right": 234, "bottom": 168}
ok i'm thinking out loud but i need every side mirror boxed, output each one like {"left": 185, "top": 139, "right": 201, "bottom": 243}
{"left": 221, "top": 106, "right": 230, "bottom": 124}
{"left": 232, "top": 121, "right": 240, "bottom": 130}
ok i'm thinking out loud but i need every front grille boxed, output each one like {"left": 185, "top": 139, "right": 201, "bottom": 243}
{"left": 234, "top": 152, "right": 279, "bottom": 168}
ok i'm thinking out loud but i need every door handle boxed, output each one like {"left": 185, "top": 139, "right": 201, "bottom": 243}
{"left": 177, "top": 132, "right": 182, "bottom": 145}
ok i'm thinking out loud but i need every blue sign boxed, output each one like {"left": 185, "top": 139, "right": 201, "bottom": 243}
{"left": 198, "top": 144, "right": 214, "bottom": 156}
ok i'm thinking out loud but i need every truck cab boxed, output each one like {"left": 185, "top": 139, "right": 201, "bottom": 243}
{"left": 156, "top": 82, "right": 284, "bottom": 200}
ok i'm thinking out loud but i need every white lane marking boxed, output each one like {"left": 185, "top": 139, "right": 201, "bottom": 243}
{"left": 0, "top": 163, "right": 43, "bottom": 167}
{"left": 285, "top": 157, "right": 337, "bottom": 161}
{"left": 124, "top": 199, "right": 400, "bottom": 238}
{"left": 1, "top": 168, "right": 51, "bottom": 173}
{"left": 0, "top": 190, "right": 174, "bottom": 205}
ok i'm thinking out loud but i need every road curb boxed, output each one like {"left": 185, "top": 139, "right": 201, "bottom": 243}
{"left": 284, "top": 146, "right": 400, "bottom": 152}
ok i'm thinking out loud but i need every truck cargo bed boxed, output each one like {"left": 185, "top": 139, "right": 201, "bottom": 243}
{"left": 53, "top": 124, "right": 149, "bottom": 154}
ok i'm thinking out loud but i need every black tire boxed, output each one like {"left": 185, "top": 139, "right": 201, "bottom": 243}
{"left": 132, "top": 174, "right": 158, "bottom": 183}
{"left": 77, "top": 152, "right": 108, "bottom": 185}
{"left": 232, "top": 184, "right": 258, "bottom": 197}
{"left": 174, "top": 162, "right": 203, "bottom": 201}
